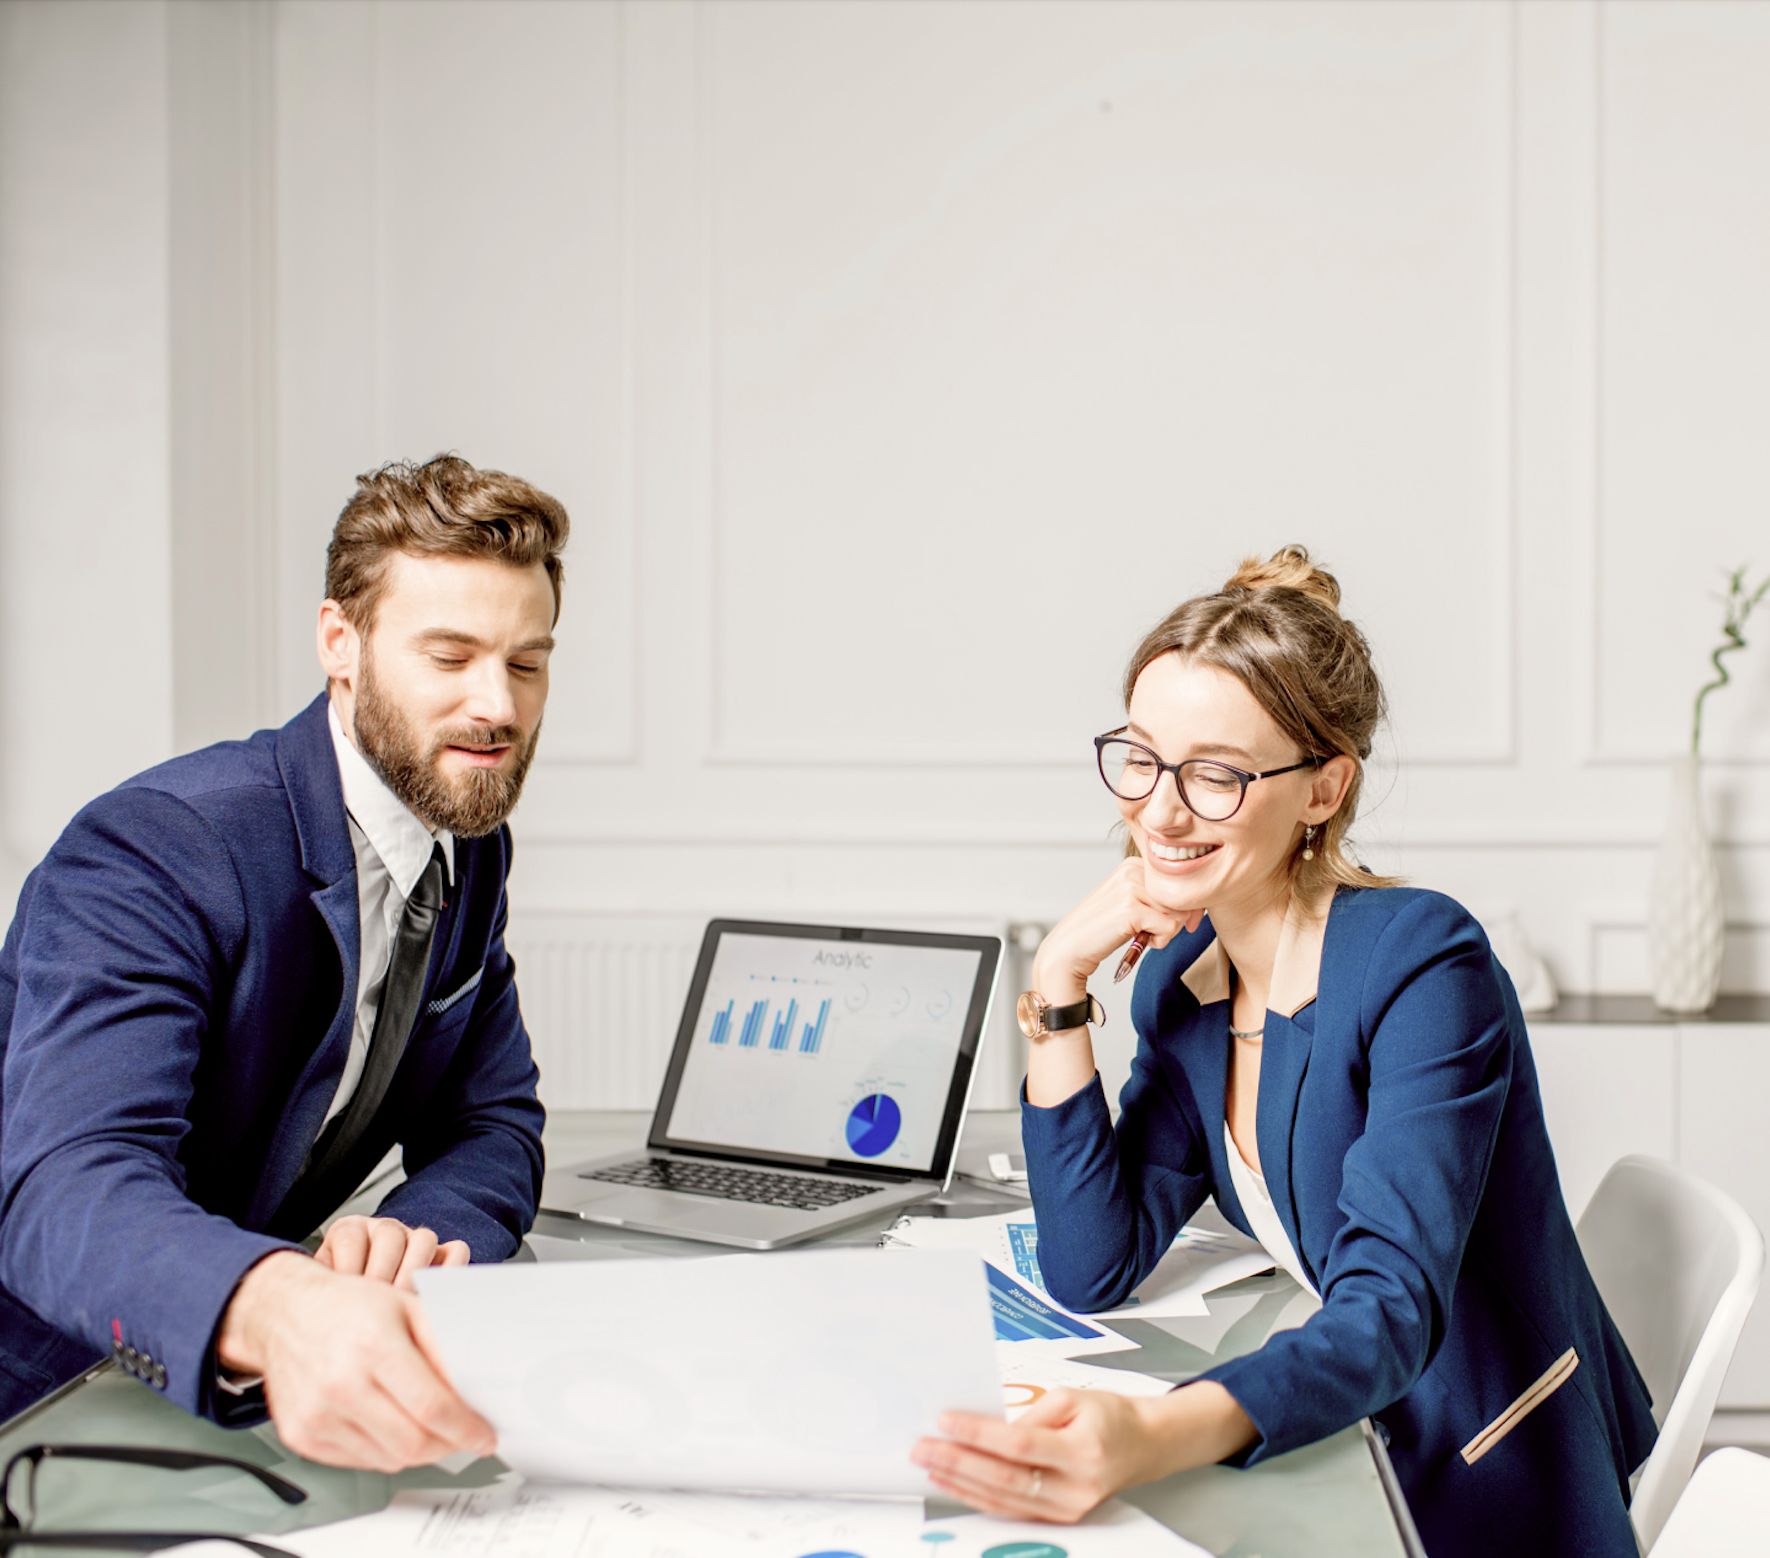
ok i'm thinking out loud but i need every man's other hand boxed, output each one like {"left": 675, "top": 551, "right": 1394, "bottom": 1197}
{"left": 315, "top": 1215, "right": 470, "bottom": 1291}
{"left": 217, "top": 1251, "right": 494, "bottom": 1472}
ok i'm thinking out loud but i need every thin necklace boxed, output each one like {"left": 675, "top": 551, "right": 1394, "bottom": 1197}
{"left": 1227, "top": 965, "right": 1264, "bottom": 1041}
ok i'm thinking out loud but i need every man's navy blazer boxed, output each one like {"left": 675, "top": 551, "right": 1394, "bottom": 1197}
{"left": 1022, "top": 886, "right": 1658, "bottom": 1558}
{"left": 0, "top": 694, "right": 545, "bottom": 1423}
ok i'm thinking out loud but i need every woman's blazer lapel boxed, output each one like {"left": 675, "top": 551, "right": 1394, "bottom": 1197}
{"left": 1255, "top": 890, "right": 1332, "bottom": 1286}
{"left": 1177, "top": 889, "right": 1334, "bottom": 1278}
{"left": 1178, "top": 938, "right": 1249, "bottom": 1235}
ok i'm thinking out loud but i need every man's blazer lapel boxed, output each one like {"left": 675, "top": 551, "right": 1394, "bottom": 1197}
{"left": 246, "top": 696, "right": 363, "bottom": 1229}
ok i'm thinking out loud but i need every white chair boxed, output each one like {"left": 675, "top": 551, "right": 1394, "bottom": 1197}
{"left": 1649, "top": 1447, "right": 1770, "bottom": 1558}
{"left": 1575, "top": 1155, "right": 1766, "bottom": 1553}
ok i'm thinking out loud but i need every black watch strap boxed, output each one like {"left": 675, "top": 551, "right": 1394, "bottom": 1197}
{"left": 1041, "top": 993, "right": 1105, "bottom": 1035}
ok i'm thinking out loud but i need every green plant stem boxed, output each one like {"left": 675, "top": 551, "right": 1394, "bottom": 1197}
{"left": 1692, "top": 565, "right": 1770, "bottom": 755}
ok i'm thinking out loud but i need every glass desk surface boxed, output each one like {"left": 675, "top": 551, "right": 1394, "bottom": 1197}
{"left": 0, "top": 1110, "right": 1414, "bottom": 1558}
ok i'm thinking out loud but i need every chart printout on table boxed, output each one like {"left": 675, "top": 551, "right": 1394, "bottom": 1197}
{"left": 415, "top": 1248, "right": 1002, "bottom": 1497}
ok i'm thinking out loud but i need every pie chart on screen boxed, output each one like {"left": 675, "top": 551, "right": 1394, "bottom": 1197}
{"left": 845, "top": 1093, "right": 901, "bottom": 1157}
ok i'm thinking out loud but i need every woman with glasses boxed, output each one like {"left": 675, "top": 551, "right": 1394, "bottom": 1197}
{"left": 912, "top": 548, "right": 1655, "bottom": 1558}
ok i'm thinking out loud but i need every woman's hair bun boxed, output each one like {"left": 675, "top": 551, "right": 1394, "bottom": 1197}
{"left": 1224, "top": 544, "right": 1341, "bottom": 615}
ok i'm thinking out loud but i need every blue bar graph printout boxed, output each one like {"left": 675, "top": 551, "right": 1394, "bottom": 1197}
{"left": 737, "top": 999, "right": 767, "bottom": 1048}
{"left": 799, "top": 999, "right": 831, "bottom": 1055}
{"left": 1005, "top": 1223, "right": 1044, "bottom": 1289}
{"left": 768, "top": 999, "right": 798, "bottom": 1051}
{"left": 707, "top": 1001, "right": 735, "bottom": 1045}
{"left": 983, "top": 1263, "right": 1111, "bottom": 1346}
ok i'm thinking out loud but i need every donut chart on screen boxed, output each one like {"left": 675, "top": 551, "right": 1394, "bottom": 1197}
{"left": 845, "top": 1093, "right": 901, "bottom": 1157}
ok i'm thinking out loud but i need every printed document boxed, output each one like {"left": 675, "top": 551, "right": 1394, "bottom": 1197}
{"left": 996, "top": 1346, "right": 1175, "bottom": 1421}
{"left": 204, "top": 1482, "right": 924, "bottom": 1558}
{"left": 415, "top": 1247, "right": 1000, "bottom": 1496}
{"left": 921, "top": 1499, "right": 1213, "bottom": 1557}
{"left": 174, "top": 1483, "right": 1207, "bottom": 1558}
{"left": 885, "top": 1209, "right": 1273, "bottom": 1320}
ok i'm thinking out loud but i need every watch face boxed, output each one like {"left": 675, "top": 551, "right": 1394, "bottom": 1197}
{"left": 1015, "top": 990, "right": 1048, "bottom": 1040}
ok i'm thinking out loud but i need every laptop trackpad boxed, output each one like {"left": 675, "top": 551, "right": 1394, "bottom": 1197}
{"left": 577, "top": 1189, "right": 711, "bottom": 1226}
{"left": 585, "top": 1187, "right": 807, "bottom": 1238}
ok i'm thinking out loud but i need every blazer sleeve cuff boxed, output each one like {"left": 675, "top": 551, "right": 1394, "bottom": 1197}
{"left": 1196, "top": 1352, "right": 1311, "bottom": 1467}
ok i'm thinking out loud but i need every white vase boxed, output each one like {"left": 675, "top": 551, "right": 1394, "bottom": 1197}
{"left": 1649, "top": 753, "right": 1725, "bottom": 1013}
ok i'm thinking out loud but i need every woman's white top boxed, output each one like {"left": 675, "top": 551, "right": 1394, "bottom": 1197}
{"left": 1223, "top": 1119, "right": 1321, "bottom": 1301}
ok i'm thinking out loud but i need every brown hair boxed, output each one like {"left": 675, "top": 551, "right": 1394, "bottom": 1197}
{"left": 325, "top": 454, "right": 571, "bottom": 632}
{"left": 1121, "top": 544, "right": 1400, "bottom": 897}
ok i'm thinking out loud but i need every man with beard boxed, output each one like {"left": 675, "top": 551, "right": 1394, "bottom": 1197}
{"left": 0, "top": 455, "right": 562, "bottom": 1471}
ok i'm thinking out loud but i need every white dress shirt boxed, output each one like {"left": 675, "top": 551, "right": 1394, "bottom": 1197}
{"left": 325, "top": 703, "right": 454, "bottom": 1127}
{"left": 1223, "top": 1118, "right": 1321, "bottom": 1302}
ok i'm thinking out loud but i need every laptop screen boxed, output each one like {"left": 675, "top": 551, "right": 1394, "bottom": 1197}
{"left": 651, "top": 922, "right": 999, "bottom": 1179}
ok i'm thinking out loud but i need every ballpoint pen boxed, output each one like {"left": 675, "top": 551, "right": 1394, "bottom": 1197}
{"left": 1114, "top": 931, "right": 1150, "bottom": 983}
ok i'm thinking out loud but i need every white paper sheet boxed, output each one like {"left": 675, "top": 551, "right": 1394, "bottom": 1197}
{"left": 415, "top": 1247, "right": 1001, "bottom": 1497}
{"left": 210, "top": 1486, "right": 1215, "bottom": 1558}
{"left": 920, "top": 1497, "right": 1214, "bottom": 1556}
{"left": 995, "top": 1346, "right": 1175, "bottom": 1422}
{"left": 192, "top": 1482, "right": 926, "bottom": 1558}
{"left": 885, "top": 1211, "right": 1274, "bottom": 1322}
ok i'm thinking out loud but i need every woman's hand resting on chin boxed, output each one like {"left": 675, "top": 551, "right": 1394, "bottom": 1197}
{"left": 1030, "top": 857, "right": 1204, "bottom": 1006}
{"left": 1024, "top": 858, "right": 1204, "bottom": 1109}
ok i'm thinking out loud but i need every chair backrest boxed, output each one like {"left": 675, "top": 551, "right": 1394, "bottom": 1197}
{"left": 1649, "top": 1447, "right": 1770, "bottom": 1558}
{"left": 1576, "top": 1155, "right": 1766, "bottom": 1553}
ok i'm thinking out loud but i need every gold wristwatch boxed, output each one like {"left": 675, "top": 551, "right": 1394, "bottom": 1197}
{"left": 1016, "top": 990, "right": 1106, "bottom": 1040}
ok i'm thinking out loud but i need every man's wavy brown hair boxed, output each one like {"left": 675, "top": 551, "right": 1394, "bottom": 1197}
{"left": 325, "top": 454, "right": 570, "bottom": 632}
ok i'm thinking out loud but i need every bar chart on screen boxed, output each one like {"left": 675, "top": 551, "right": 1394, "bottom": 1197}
{"left": 667, "top": 932, "right": 981, "bottom": 1169}
{"left": 706, "top": 992, "right": 834, "bottom": 1054}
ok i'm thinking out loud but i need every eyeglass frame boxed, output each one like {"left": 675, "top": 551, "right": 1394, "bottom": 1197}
{"left": 1093, "top": 728, "right": 1323, "bottom": 821}
{"left": 0, "top": 1443, "right": 305, "bottom": 1555}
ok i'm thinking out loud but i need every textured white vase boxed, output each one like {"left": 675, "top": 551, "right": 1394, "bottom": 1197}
{"left": 1649, "top": 754, "right": 1725, "bottom": 1013}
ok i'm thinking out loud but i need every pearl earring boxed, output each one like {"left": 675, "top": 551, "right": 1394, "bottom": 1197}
{"left": 1302, "top": 824, "right": 1317, "bottom": 861}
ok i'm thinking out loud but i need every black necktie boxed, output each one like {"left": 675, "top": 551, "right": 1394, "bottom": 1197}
{"left": 268, "top": 842, "right": 448, "bottom": 1241}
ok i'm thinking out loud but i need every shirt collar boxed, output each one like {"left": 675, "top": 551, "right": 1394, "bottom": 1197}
{"left": 328, "top": 700, "right": 454, "bottom": 896}
{"left": 1180, "top": 883, "right": 1333, "bottom": 1019}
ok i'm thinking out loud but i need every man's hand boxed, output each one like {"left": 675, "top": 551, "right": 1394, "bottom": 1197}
{"left": 315, "top": 1215, "right": 470, "bottom": 1291}
{"left": 217, "top": 1251, "right": 494, "bottom": 1472}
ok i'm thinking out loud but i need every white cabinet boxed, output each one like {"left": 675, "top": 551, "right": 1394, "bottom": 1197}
{"left": 1678, "top": 1028, "right": 1770, "bottom": 1411}
{"left": 1529, "top": 1024, "right": 1677, "bottom": 1224}
{"left": 1527, "top": 1013, "right": 1770, "bottom": 1410}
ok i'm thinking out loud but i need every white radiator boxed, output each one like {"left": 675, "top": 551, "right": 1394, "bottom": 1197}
{"left": 504, "top": 914, "right": 1024, "bottom": 1113}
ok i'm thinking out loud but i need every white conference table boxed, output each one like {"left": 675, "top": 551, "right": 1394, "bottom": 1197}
{"left": 0, "top": 1109, "right": 1420, "bottom": 1558}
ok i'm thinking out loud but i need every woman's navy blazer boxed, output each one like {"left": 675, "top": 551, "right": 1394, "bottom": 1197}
{"left": 1022, "top": 886, "right": 1658, "bottom": 1558}
{"left": 0, "top": 694, "right": 545, "bottom": 1425}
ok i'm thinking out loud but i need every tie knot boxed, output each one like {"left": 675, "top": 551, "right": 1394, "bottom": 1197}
{"left": 412, "top": 842, "right": 448, "bottom": 912}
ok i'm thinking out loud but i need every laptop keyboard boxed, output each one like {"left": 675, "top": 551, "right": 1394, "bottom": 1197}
{"left": 582, "top": 1157, "right": 881, "bottom": 1213}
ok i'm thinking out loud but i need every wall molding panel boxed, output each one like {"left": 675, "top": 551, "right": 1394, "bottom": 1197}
{"left": 4, "top": 0, "right": 1769, "bottom": 1071}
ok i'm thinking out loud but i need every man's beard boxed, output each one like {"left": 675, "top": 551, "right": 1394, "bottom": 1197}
{"left": 352, "top": 652, "right": 542, "bottom": 838}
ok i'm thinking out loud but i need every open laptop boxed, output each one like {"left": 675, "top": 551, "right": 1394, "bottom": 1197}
{"left": 542, "top": 919, "right": 1001, "bottom": 1249}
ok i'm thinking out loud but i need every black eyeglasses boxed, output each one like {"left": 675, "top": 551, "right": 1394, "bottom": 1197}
{"left": 0, "top": 1444, "right": 305, "bottom": 1555}
{"left": 1094, "top": 730, "right": 1321, "bottom": 821}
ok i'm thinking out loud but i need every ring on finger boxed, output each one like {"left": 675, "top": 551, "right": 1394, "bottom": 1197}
{"left": 1029, "top": 1469, "right": 1043, "bottom": 1499}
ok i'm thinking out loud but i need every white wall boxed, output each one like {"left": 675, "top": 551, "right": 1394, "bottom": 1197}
{"left": 2, "top": 1, "right": 1769, "bottom": 1108}
{"left": 0, "top": 0, "right": 174, "bottom": 911}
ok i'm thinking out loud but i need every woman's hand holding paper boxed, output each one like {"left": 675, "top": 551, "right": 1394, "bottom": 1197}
{"left": 912, "top": 1381, "right": 1255, "bottom": 1523}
